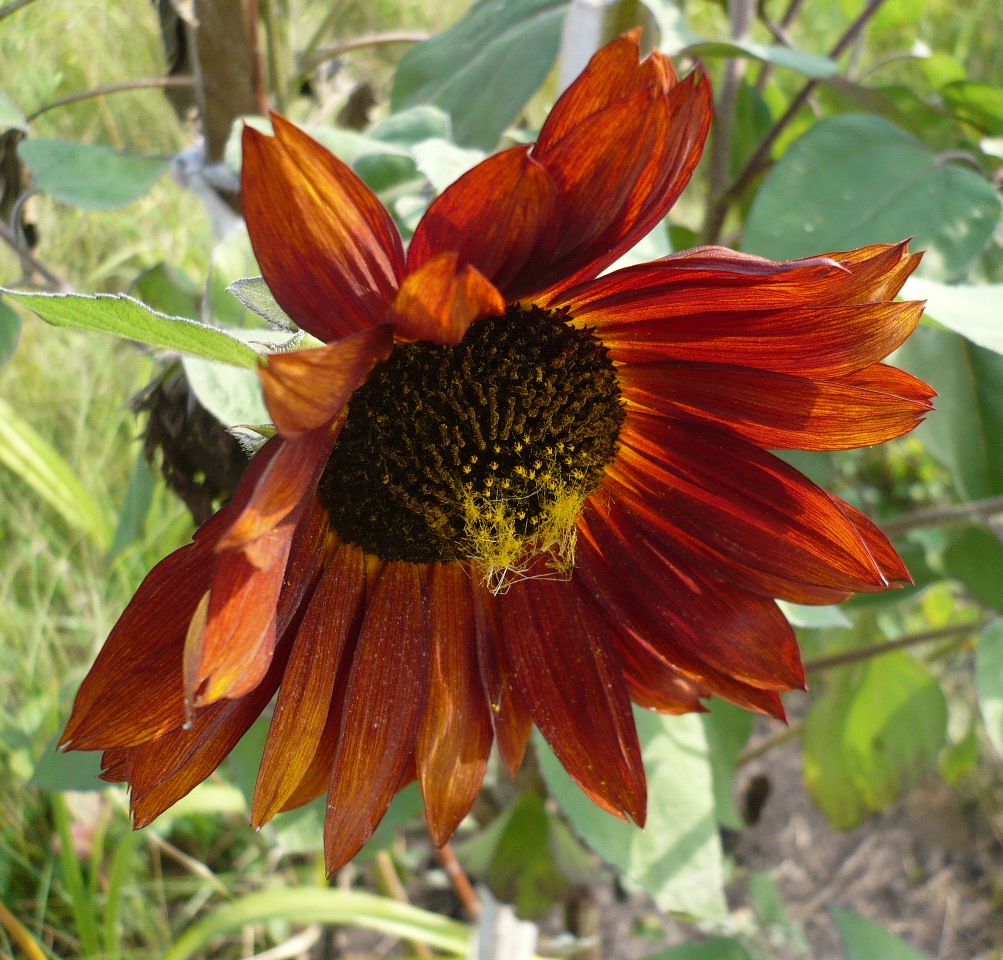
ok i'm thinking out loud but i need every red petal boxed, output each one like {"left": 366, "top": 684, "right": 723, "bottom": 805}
{"left": 500, "top": 568, "right": 647, "bottom": 825}
{"left": 185, "top": 508, "right": 302, "bottom": 709}
{"left": 252, "top": 540, "right": 367, "bottom": 826}
{"left": 615, "top": 637, "right": 709, "bottom": 715}
{"left": 575, "top": 524, "right": 792, "bottom": 719}
{"left": 417, "top": 563, "right": 493, "bottom": 845}
{"left": 829, "top": 496, "right": 911, "bottom": 585}
{"left": 408, "top": 146, "right": 559, "bottom": 297}
{"left": 599, "top": 299, "right": 925, "bottom": 375}
{"left": 127, "top": 651, "right": 287, "bottom": 827}
{"left": 60, "top": 540, "right": 212, "bottom": 750}
{"left": 579, "top": 504, "right": 804, "bottom": 690}
{"left": 388, "top": 253, "right": 505, "bottom": 345}
{"left": 554, "top": 241, "right": 921, "bottom": 316}
{"left": 259, "top": 325, "right": 394, "bottom": 439}
{"left": 611, "top": 413, "right": 898, "bottom": 597}
{"left": 472, "top": 581, "right": 532, "bottom": 776}
{"left": 524, "top": 71, "right": 711, "bottom": 301}
{"left": 619, "top": 360, "right": 934, "bottom": 451}
{"left": 323, "top": 562, "right": 431, "bottom": 873}
{"left": 242, "top": 115, "right": 404, "bottom": 341}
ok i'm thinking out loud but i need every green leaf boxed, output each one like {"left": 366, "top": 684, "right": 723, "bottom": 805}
{"left": 18, "top": 138, "right": 170, "bottom": 209}
{"left": 131, "top": 262, "right": 201, "bottom": 320}
{"left": 803, "top": 653, "right": 947, "bottom": 830}
{"left": 700, "top": 699, "right": 754, "bottom": 830}
{"left": 743, "top": 114, "right": 1001, "bottom": 278}
{"left": 107, "top": 451, "right": 156, "bottom": 559}
{"left": 30, "top": 739, "right": 105, "bottom": 791}
{"left": 161, "top": 889, "right": 473, "bottom": 960}
{"left": 896, "top": 324, "right": 1003, "bottom": 500}
{"left": 903, "top": 277, "right": 1003, "bottom": 355}
{"left": 650, "top": 2, "right": 836, "bottom": 77}
{"left": 537, "top": 710, "right": 726, "bottom": 919}
{"left": 941, "top": 80, "right": 1003, "bottom": 136}
{"left": 975, "top": 618, "right": 1003, "bottom": 758}
{"left": 391, "top": 0, "right": 569, "bottom": 149}
{"left": 778, "top": 601, "right": 851, "bottom": 629}
{"left": 944, "top": 525, "right": 1003, "bottom": 609}
{"left": 227, "top": 277, "right": 295, "bottom": 330}
{"left": 0, "top": 396, "right": 112, "bottom": 549}
{"left": 410, "top": 138, "right": 486, "bottom": 194}
{"left": 0, "top": 91, "right": 27, "bottom": 130}
{"left": 0, "top": 296, "right": 22, "bottom": 367}
{"left": 831, "top": 906, "right": 931, "bottom": 960}
{"left": 641, "top": 937, "right": 754, "bottom": 960}
{"left": 369, "top": 105, "right": 453, "bottom": 147}
{"left": 2, "top": 289, "right": 261, "bottom": 368}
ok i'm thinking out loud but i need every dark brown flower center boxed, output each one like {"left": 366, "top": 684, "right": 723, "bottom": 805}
{"left": 317, "top": 304, "right": 624, "bottom": 587}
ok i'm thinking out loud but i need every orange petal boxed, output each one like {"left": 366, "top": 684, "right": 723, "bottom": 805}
{"left": 472, "top": 581, "right": 532, "bottom": 776}
{"left": 242, "top": 115, "right": 404, "bottom": 341}
{"left": 524, "top": 70, "right": 711, "bottom": 301}
{"left": 417, "top": 563, "right": 493, "bottom": 845}
{"left": 324, "top": 562, "right": 431, "bottom": 873}
{"left": 619, "top": 360, "right": 934, "bottom": 451}
{"left": 252, "top": 539, "right": 367, "bottom": 826}
{"left": 600, "top": 299, "right": 925, "bottom": 375}
{"left": 408, "top": 146, "right": 558, "bottom": 297}
{"left": 387, "top": 253, "right": 505, "bottom": 345}
{"left": 614, "top": 636, "right": 709, "bottom": 715}
{"left": 259, "top": 324, "right": 394, "bottom": 440}
{"left": 500, "top": 567, "right": 647, "bottom": 825}
{"left": 185, "top": 506, "right": 303, "bottom": 709}
{"left": 60, "top": 539, "right": 212, "bottom": 750}
{"left": 553, "top": 241, "right": 920, "bottom": 316}
{"left": 126, "top": 650, "right": 288, "bottom": 827}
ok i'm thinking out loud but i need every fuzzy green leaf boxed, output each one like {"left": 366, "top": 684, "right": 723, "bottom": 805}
{"left": 3, "top": 289, "right": 261, "bottom": 368}
{"left": 18, "top": 138, "right": 170, "bottom": 209}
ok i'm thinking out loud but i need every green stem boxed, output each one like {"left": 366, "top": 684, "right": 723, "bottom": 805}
{"left": 881, "top": 495, "right": 1003, "bottom": 535}
{"left": 804, "top": 619, "right": 985, "bottom": 674}
{"left": 25, "top": 77, "right": 195, "bottom": 122}
{"left": 102, "top": 828, "right": 142, "bottom": 960}
{"left": 260, "top": 0, "right": 286, "bottom": 112}
{"left": 51, "top": 793, "right": 101, "bottom": 957}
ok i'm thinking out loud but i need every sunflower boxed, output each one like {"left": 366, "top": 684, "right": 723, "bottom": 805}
{"left": 61, "top": 33, "right": 933, "bottom": 872}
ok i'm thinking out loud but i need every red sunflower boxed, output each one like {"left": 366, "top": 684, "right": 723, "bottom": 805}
{"left": 61, "top": 34, "right": 933, "bottom": 871}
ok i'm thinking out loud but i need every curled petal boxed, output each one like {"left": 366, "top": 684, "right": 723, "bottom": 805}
{"left": 324, "top": 562, "right": 431, "bottom": 873}
{"left": 619, "top": 360, "right": 934, "bottom": 450}
{"left": 500, "top": 566, "right": 647, "bottom": 825}
{"left": 242, "top": 115, "right": 404, "bottom": 340}
{"left": 388, "top": 253, "right": 505, "bottom": 345}
{"left": 417, "top": 563, "right": 493, "bottom": 845}
{"left": 554, "top": 241, "right": 921, "bottom": 316}
{"left": 260, "top": 325, "right": 394, "bottom": 439}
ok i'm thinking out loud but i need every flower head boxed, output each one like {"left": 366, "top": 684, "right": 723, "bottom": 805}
{"left": 62, "top": 34, "right": 933, "bottom": 872}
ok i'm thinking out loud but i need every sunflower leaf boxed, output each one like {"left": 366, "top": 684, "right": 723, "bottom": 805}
{"left": 831, "top": 906, "right": 931, "bottom": 960}
{"left": 903, "top": 277, "right": 1003, "bottom": 355}
{"left": 641, "top": 937, "right": 755, "bottom": 960}
{"left": 803, "top": 653, "right": 946, "bottom": 830}
{"left": 18, "top": 138, "right": 170, "bottom": 209}
{"left": 0, "top": 296, "right": 22, "bottom": 367}
{"left": 743, "top": 113, "right": 1001, "bottom": 278}
{"left": 391, "top": 0, "right": 569, "bottom": 149}
{"left": 975, "top": 618, "right": 1003, "bottom": 759}
{"left": 2, "top": 289, "right": 262, "bottom": 368}
{"left": 536, "top": 710, "right": 726, "bottom": 919}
